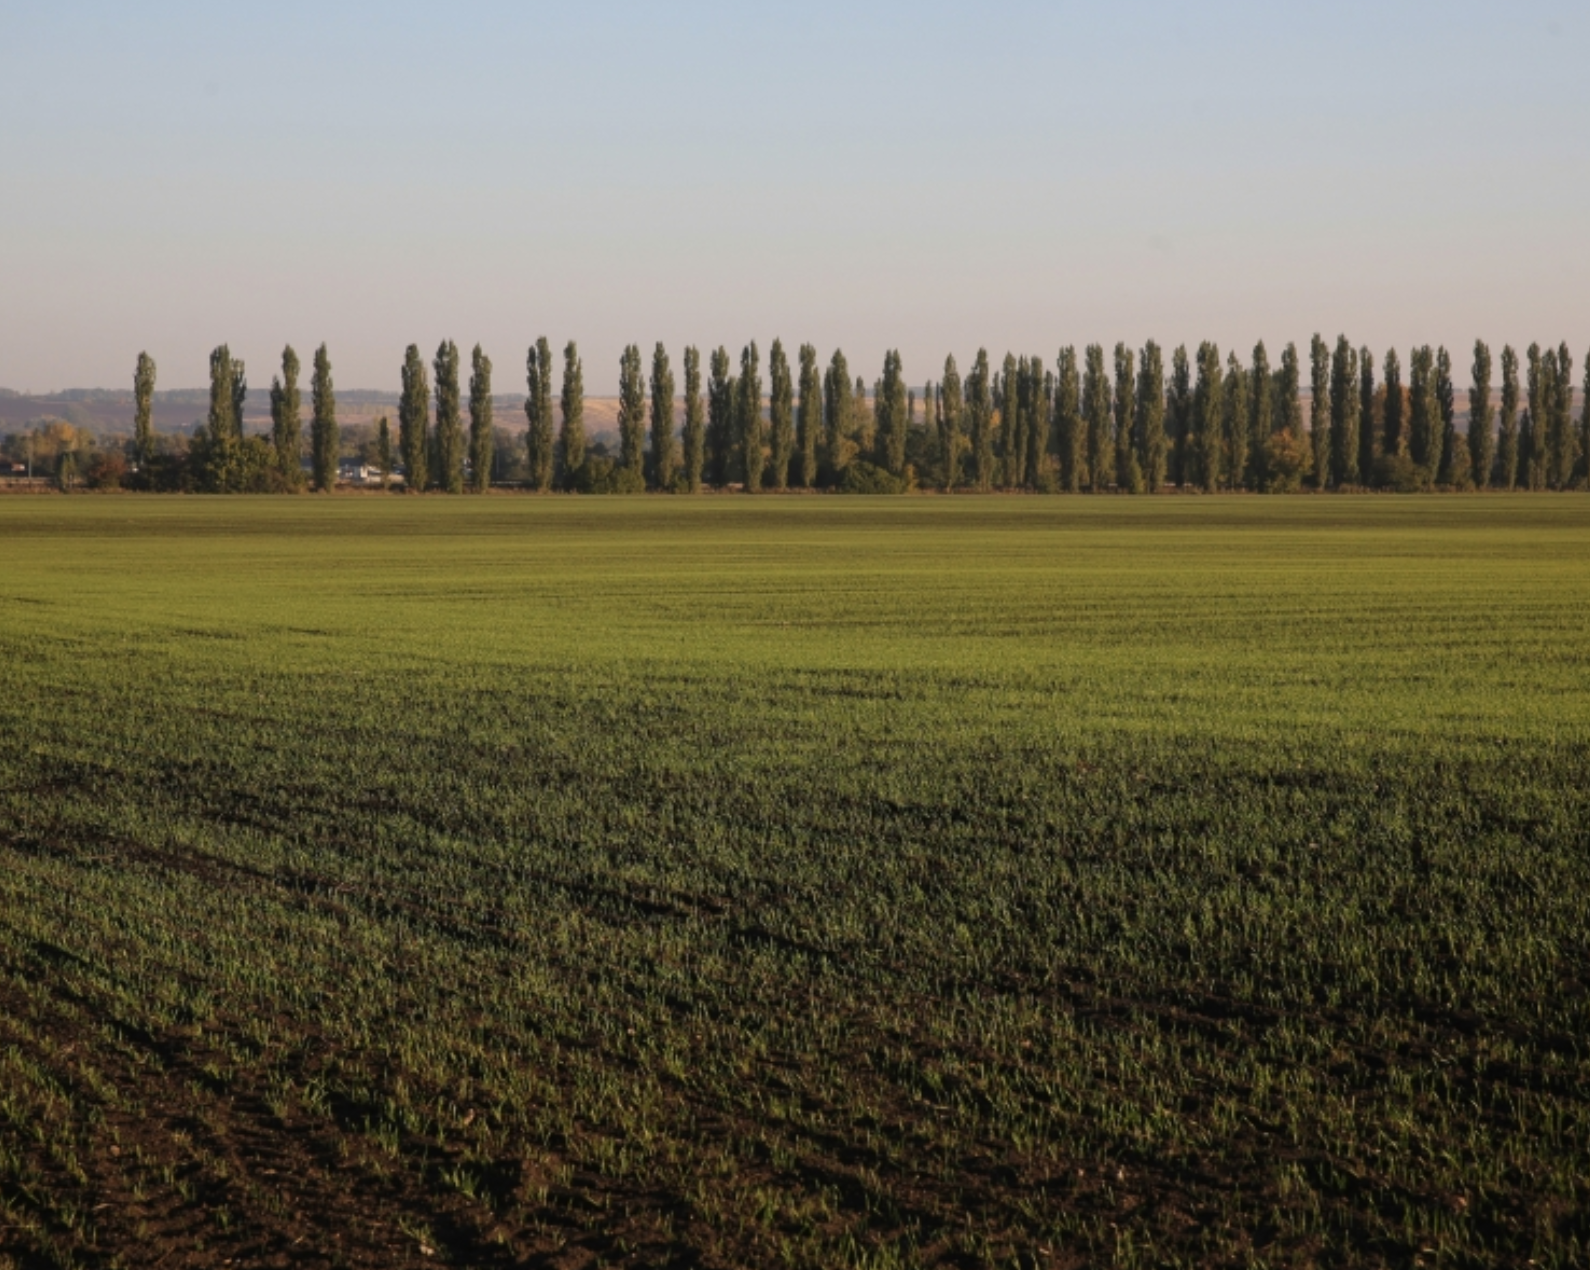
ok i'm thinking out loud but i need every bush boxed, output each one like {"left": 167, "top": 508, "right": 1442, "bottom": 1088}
{"left": 1263, "top": 430, "right": 1310, "bottom": 493}
{"left": 572, "top": 456, "right": 645, "bottom": 494}
{"left": 83, "top": 451, "right": 128, "bottom": 490}
{"left": 838, "top": 461, "right": 907, "bottom": 495}
{"left": 1373, "top": 452, "right": 1430, "bottom": 493}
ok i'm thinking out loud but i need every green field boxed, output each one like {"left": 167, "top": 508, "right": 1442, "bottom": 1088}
{"left": 2, "top": 495, "right": 1588, "bottom": 1269}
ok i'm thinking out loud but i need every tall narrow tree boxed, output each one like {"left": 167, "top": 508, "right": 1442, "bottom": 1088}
{"left": 1358, "top": 348, "right": 1377, "bottom": 485}
{"left": 399, "top": 344, "right": 429, "bottom": 492}
{"left": 376, "top": 416, "right": 393, "bottom": 488}
{"left": 1581, "top": 349, "right": 1590, "bottom": 486}
{"left": 995, "top": 354, "right": 1021, "bottom": 487}
{"left": 560, "top": 341, "right": 585, "bottom": 486}
{"left": 431, "top": 341, "right": 463, "bottom": 493}
{"left": 1247, "top": 342, "right": 1272, "bottom": 492}
{"left": 967, "top": 349, "right": 995, "bottom": 491}
{"left": 736, "top": 342, "right": 763, "bottom": 491}
{"left": 875, "top": 350, "right": 907, "bottom": 477}
{"left": 1309, "top": 335, "right": 1331, "bottom": 487}
{"left": 1468, "top": 341, "right": 1495, "bottom": 490}
{"left": 766, "top": 341, "right": 794, "bottom": 489}
{"left": 650, "top": 342, "right": 677, "bottom": 491}
{"left": 1114, "top": 344, "right": 1141, "bottom": 492}
{"left": 682, "top": 346, "right": 704, "bottom": 493}
{"left": 1524, "top": 343, "right": 1544, "bottom": 489}
{"left": 821, "top": 349, "right": 852, "bottom": 483}
{"left": 706, "top": 347, "right": 734, "bottom": 486}
{"left": 1278, "top": 342, "right": 1303, "bottom": 440}
{"left": 1055, "top": 347, "right": 1082, "bottom": 493}
{"left": 795, "top": 344, "right": 820, "bottom": 489}
{"left": 1025, "top": 358, "right": 1048, "bottom": 488}
{"left": 469, "top": 345, "right": 493, "bottom": 493}
{"left": 1137, "top": 341, "right": 1167, "bottom": 492}
{"left": 618, "top": 344, "right": 646, "bottom": 476}
{"left": 1552, "top": 342, "right": 1575, "bottom": 489}
{"left": 310, "top": 344, "right": 338, "bottom": 493}
{"left": 1082, "top": 345, "right": 1111, "bottom": 491}
{"left": 1330, "top": 336, "right": 1360, "bottom": 488}
{"left": 1223, "top": 350, "right": 1249, "bottom": 490}
{"left": 1408, "top": 346, "right": 1436, "bottom": 475}
{"left": 939, "top": 355, "right": 964, "bottom": 490}
{"left": 1382, "top": 347, "right": 1404, "bottom": 459}
{"left": 1193, "top": 341, "right": 1224, "bottom": 492}
{"left": 269, "top": 346, "right": 302, "bottom": 486}
{"left": 1168, "top": 345, "right": 1193, "bottom": 486}
{"left": 133, "top": 351, "right": 157, "bottom": 469}
{"left": 1496, "top": 345, "right": 1520, "bottom": 490}
{"left": 208, "top": 345, "right": 239, "bottom": 444}
{"left": 524, "top": 338, "right": 555, "bottom": 492}
{"left": 1435, "top": 347, "right": 1459, "bottom": 484}
{"left": 231, "top": 358, "right": 248, "bottom": 450}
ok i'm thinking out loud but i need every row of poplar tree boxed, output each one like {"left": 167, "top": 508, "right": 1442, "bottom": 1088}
{"left": 129, "top": 336, "right": 1590, "bottom": 494}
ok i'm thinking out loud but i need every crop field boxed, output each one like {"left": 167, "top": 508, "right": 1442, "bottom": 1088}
{"left": 1, "top": 495, "right": 1588, "bottom": 1269}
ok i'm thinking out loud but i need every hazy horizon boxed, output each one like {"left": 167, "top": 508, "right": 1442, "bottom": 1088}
{"left": 3, "top": 0, "right": 1586, "bottom": 396}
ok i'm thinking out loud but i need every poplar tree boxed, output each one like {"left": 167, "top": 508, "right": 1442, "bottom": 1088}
{"left": 822, "top": 349, "right": 852, "bottom": 483}
{"left": 1469, "top": 341, "right": 1494, "bottom": 490}
{"left": 1330, "top": 335, "right": 1359, "bottom": 488}
{"left": 1309, "top": 335, "right": 1331, "bottom": 487}
{"left": 1278, "top": 342, "right": 1303, "bottom": 440}
{"left": 1193, "top": 341, "right": 1223, "bottom": 491}
{"left": 650, "top": 342, "right": 677, "bottom": 490}
{"left": 1248, "top": 342, "right": 1272, "bottom": 491}
{"left": 736, "top": 342, "right": 763, "bottom": 491}
{"left": 967, "top": 349, "right": 994, "bottom": 491}
{"left": 376, "top": 416, "right": 393, "bottom": 487}
{"left": 1551, "top": 342, "right": 1575, "bottom": 489}
{"left": 706, "top": 347, "right": 735, "bottom": 486}
{"left": 1223, "top": 350, "right": 1248, "bottom": 490}
{"left": 1168, "top": 346, "right": 1193, "bottom": 486}
{"left": 1581, "top": 350, "right": 1590, "bottom": 486}
{"left": 310, "top": 343, "right": 338, "bottom": 493}
{"left": 997, "top": 354, "right": 1021, "bottom": 487}
{"left": 133, "top": 351, "right": 157, "bottom": 469}
{"left": 1358, "top": 348, "right": 1377, "bottom": 486}
{"left": 231, "top": 359, "right": 248, "bottom": 449}
{"left": 1435, "top": 346, "right": 1459, "bottom": 485}
{"left": 876, "top": 350, "right": 907, "bottom": 477}
{"left": 765, "top": 340, "right": 792, "bottom": 488}
{"left": 682, "top": 346, "right": 704, "bottom": 493}
{"left": 560, "top": 341, "right": 585, "bottom": 485}
{"left": 1055, "top": 346, "right": 1082, "bottom": 492}
{"left": 1136, "top": 341, "right": 1167, "bottom": 492}
{"left": 1082, "top": 345, "right": 1111, "bottom": 491}
{"left": 399, "top": 345, "right": 429, "bottom": 492}
{"left": 269, "top": 345, "right": 303, "bottom": 485}
{"left": 1025, "top": 358, "right": 1048, "bottom": 489}
{"left": 618, "top": 343, "right": 646, "bottom": 475}
{"left": 208, "top": 345, "right": 239, "bottom": 444}
{"left": 524, "top": 338, "right": 555, "bottom": 492}
{"left": 469, "top": 344, "right": 493, "bottom": 493}
{"left": 1496, "top": 345, "right": 1520, "bottom": 490}
{"left": 1114, "top": 344, "right": 1141, "bottom": 492}
{"left": 1524, "top": 343, "right": 1544, "bottom": 489}
{"left": 1383, "top": 348, "right": 1404, "bottom": 457}
{"left": 432, "top": 341, "right": 463, "bottom": 493}
{"left": 795, "top": 343, "right": 820, "bottom": 488}
{"left": 1408, "top": 346, "right": 1436, "bottom": 475}
{"left": 939, "top": 355, "right": 963, "bottom": 489}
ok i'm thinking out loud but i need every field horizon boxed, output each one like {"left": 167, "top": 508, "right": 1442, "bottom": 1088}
{"left": 2, "top": 496, "right": 1587, "bottom": 1268}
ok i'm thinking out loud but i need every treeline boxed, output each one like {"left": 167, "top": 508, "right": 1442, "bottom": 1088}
{"left": 100, "top": 336, "right": 1590, "bottom": 493}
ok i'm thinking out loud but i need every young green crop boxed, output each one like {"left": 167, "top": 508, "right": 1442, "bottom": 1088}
{"left": 0, "top": 496, "right": 1587, "bottom": 1268}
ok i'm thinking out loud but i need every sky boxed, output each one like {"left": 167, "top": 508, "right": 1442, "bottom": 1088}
{"left": 0, "top": 0, "right": 1585, "bottom": 394}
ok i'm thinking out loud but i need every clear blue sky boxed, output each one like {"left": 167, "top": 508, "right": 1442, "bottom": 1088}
{"left": 1, "top": 0, "right": 1584, "bottom": 393}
